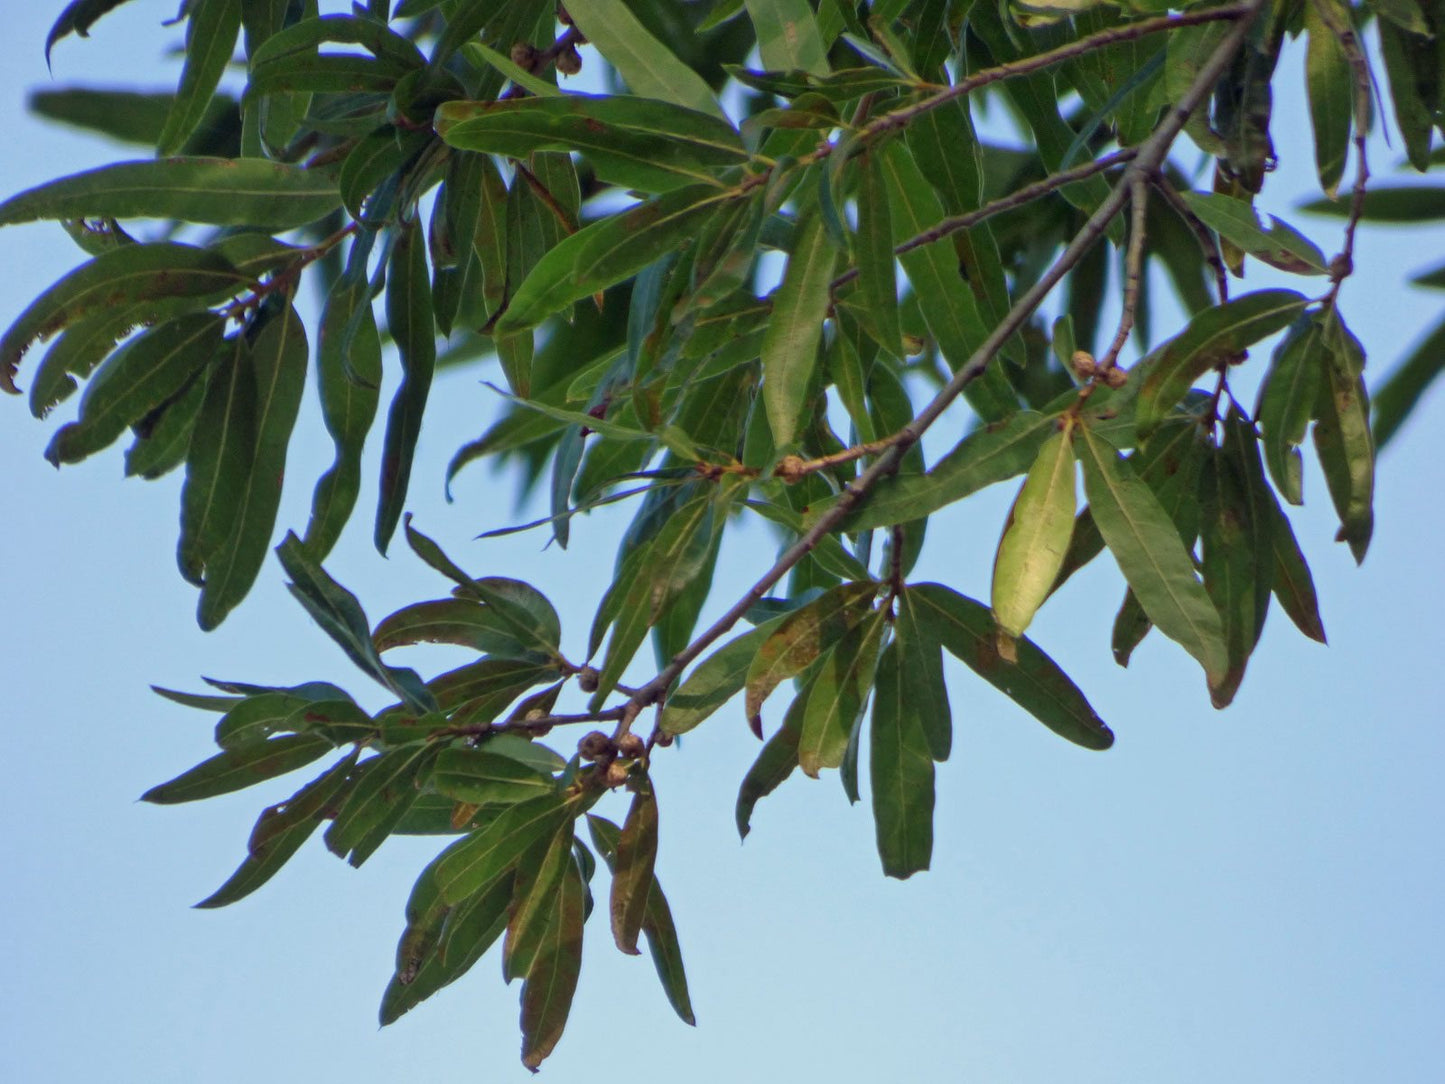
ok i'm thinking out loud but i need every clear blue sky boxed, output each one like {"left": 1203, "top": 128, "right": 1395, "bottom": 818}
{"left": 3, "top": 6, "right": 1443, "bottom": 1082}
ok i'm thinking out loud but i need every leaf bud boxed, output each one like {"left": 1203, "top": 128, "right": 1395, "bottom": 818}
{"left": 604, "top": 761, "right": 630, "bottom": 788}
{"left": 556, "top": 43, "right": 583, "bottom": 76}
{"left": 1102, "top": 365, "right": 1129, "bottom": 389}
{"left": 616, "top": 732, "right": 645, "bottom": 759}
{"left": 577, "top": 665, "right": 600, "bottom": 692}
{"left": 510, "top": 41, "right": 540, "bottom": 70}
{"left": 1071, "top": 350, "right": 1098, "bottom": 378}
{"left": 578, "top": 730, "right": 613, "bottom": 760}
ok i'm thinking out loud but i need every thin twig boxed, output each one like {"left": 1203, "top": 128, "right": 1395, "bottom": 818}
{"left": 857, "top": 6, "right": 1252, "bottom": 142}
{"left": 1099, "top": 172, "right": 1150, "bottom": 370}
{"left": 444, "top": 705, "right": 628, "bottom": 739}
{"left": 830, "top": 148, "right": 1138, "bottom": 295}
{"left": 1150, "top": 172, "right": 1230, "bottom": 304}
{"left": 616, "top": 0, "right": 1269, "bottom": 716}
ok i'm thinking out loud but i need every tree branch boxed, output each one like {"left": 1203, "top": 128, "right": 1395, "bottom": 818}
{"left": 621, "top": 0, "right": 1270, "bottom": 717}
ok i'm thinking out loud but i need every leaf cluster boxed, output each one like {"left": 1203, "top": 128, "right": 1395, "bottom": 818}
{"left": 6, "top": 0, "right": 1438, "bottom": 1069}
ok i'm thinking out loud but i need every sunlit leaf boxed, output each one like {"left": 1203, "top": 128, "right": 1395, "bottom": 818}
{"left": 870, "top": 641, "right": 934, "bottom": 879}
{"left": 761, "top": 213, "right": 837, "bottom": 449}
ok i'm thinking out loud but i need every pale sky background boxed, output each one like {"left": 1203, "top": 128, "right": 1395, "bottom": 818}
{"left": 3, "top": 5, "right": 1444, "bottom": 1082}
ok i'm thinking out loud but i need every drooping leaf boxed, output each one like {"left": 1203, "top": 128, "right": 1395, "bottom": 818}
{"left": 878, "top": 140, "right": 1015, "bottom": 421}
{"left": 1074, "top": 423, "right": 1227, "bottom": 686}
{"left": 198, "top": 302, "right": 309, "bottom": 630}
{"left": 158, "top": 0, "right": 243, "bottom": 157}
{"left": 735, "top": 683, "right": 807, "bottom": 838}
{"left": 1313, "top": 310, "right": 1374, "bottom": 563}
{"left": 1256, "top": 314, "right": 1325, "bottom": 505}
{"left": 761, "top": 213, "right": 837, "bottom": 449}
{"left": 519, "top": 856, "right": 585, "bottom": 1070}
{"left": 586, "top": 813, "right": 695, "bottom": 1025}
{"left": 141, "top": 734, "right": 334, "bottom": 804}
{"left": 503, "top": 822, "right": 576, "bottom": 982}
{"left": 798, "top": 609, "right": 887, "bottom": 778}
{"left": 1372, "top": 314, "right": 1445, "bottom": 449}
{"left": 1, "top": 242, "right": 244, "bottom": 395}
{"left": 893, "top": 588, "right": 953, "bottom": 762}
{"left": 431, "top": 748, "right": 557, "bottom": 807}
{"left": 436, "top": 96, "right": 748, "bottom": 195}
{"left": 46, "top": 0, "right": 138, "bottom": 63}
{"left": 854, "top": 147, "right": 903, "bottom": 359}
{"left": 1135, "top": 289, "right": 1308, "bottom": 435}
{"left": 870, "top": 641, "right": 934, "bottom": 879}
{"left": 610, "top": 785, "right": 660, "bottom": 956}
{"left": 125, "top": 372, "right": 207, "bottom": 479}
{"left": 908, "top": 583, "right": 1113, "bottom": 751}
{"left": 1265, "top": 491, "right": 1327, "bottom": 644}
{"left": 1303, "top": 0, "right": 1353, "bottom": 198}
{"left": 45, "top": 314, "right": 223, "bottom": 466}
{"left": 990, "top": 426, "right": 1077, "bottom": 650}
{"left": 0, "top": 158, "right": 342, "bottom": 232}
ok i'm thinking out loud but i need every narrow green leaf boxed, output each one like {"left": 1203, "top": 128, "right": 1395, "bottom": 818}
{"left": 1257, "top": 314, "right": 1325, "bottom": 505}
{"left": 1110, "top": 589, "right": 1152, "bottom": 667}
{"left": 0, "top": 158, "right": 341, "bottom": 232}
{"left": 586, "top": 814, "right": 695, "bottom": 1025}
{"left": 177, "top": 333, "right": 255, "bottom": 586}
{"left": 428, "top": 657, "right": 560, "bottom": 728}
{"left": 45, "top": 314, "right": 222, "bottom": 465}
{"left": 879, "top": 140, "right": 1014, "bottom": 421}
{"left": 302, "top": 269, "right": 381, "bottom": 561}
{"left": 372, "top": 598, "right": 535, "bottom": 657}
{"left": 46, "top": 0, "right": 138, "bottom": 63}
{"left": 1304, "top": 186, "right": 1445, "bottom": 222}
{"left": 195, "top": 750, "right": 359, "bottom": 908}
{"left": 431, "top": 748, "right": 556, "bottom": 807}
{"left": 1135, "top": 289, "right": 1308, "bottom": 434}
{"left": 1179, "top": 192, "right": 1329, "bottom": 275}
{"left": 991, "top": 427, "right": 1077, "bottom": 649}
{"left": 1373, "top": 314, "right": 1445, "bottom": 449}
{"left": 376, "top": 220, "right": 436, "bottom": 555}
{"left": 611, "top": 786, "right": 660, "bottom": 956}
{"left": 141, "top": 733, "right": 333, "bottom": 804}
{"left": 855, "top": 148, "right": 903, "bottom": 358}
{"left": 1, "top": 242, "right": 244, "bottom": 396}
{"left": 893, "top": 589, "right": 952, "bottom": 762}
{"left": 436, "top": 96, "right": 748, "bottom": 195}
{"left": 504, "top": 823, "right": 576, "bottom": 982}
{"left": 196, "top": 302, "right": 308, "bottom": 629}
{"left": 158, "top": 0, "right": 242, "bottom": 157}
{"left": 908, "top": 583, "right": 1114, "bottom": 750}
{"left": 1266, "top": 492, "right": 1327, "bottom": 644}
{"left": 1313, "top": 311, "right": 1374, "bottom": 562}
{"left": 744, "top": 0, "right": 830, "bottom": 75}
{"left": 564, "top": 0, "right": 725, "bottom": 119}
{"left": 870, "top": 641, "right": 934, "bottom": 879}
{"left": 1198, "top": 448, "right": 1256, "bottom": 708}
{"left": 125, "top": 371, "right": 207, "bottom": 479}
{"left": 1304, "top": 0, "right": 1352, "bottom": 197}
{"left": 1378, "top": 17, "right": 1434, "bottom": 172}
{"left": 1074, "top": 423, "right": 1227, "bottom": 685}
{"left": 761, "top": 213, "right": 836, "bottom": 449}
{"left": 798, "top": 610, "right": 886, "bottom": 778}
{"left": 735, "top": 684, "right": 807, "bottom": 839}
{"left": 496, "top": 185, "right": 737, "bottom": 334}
{"left": 519, "top": 859, "right": 585, "bottom": 1071}
{"left": 744, "top": 581, "right": 876, "bottom": 729}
